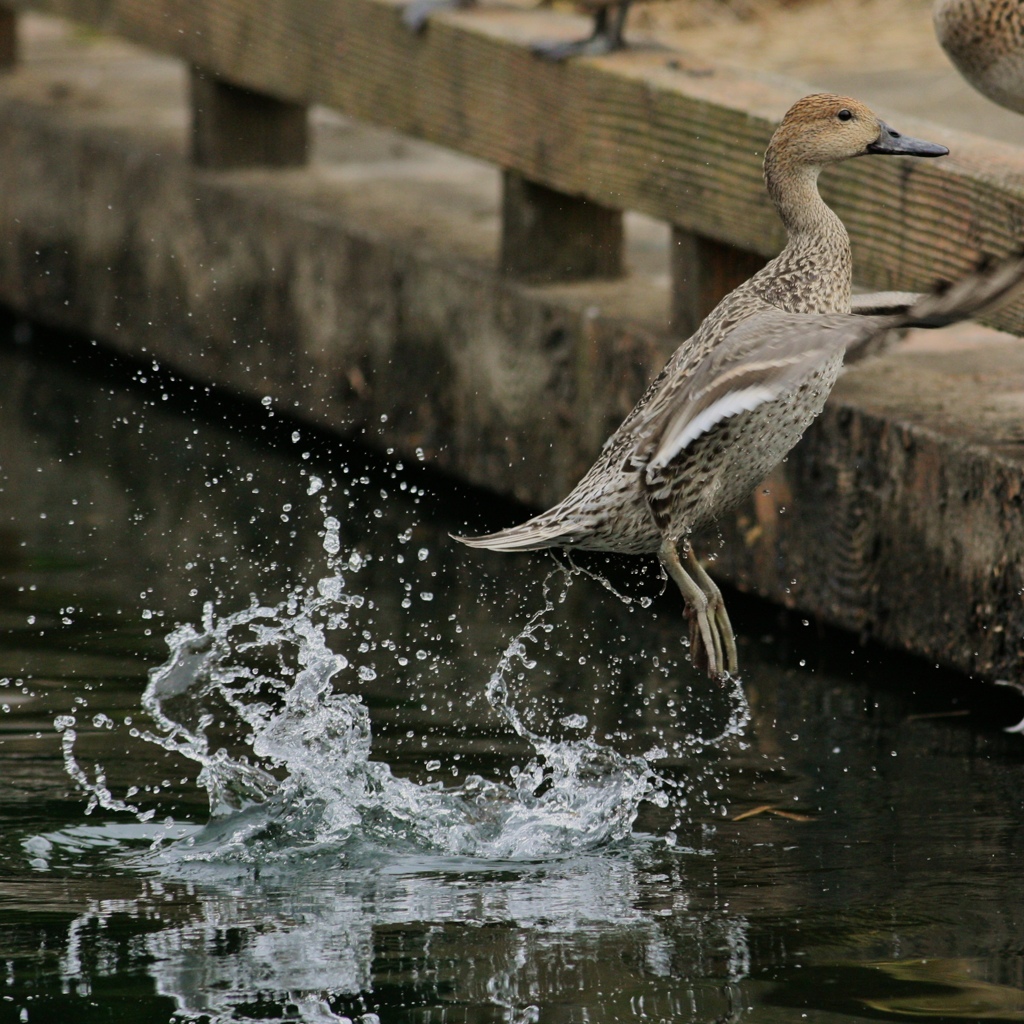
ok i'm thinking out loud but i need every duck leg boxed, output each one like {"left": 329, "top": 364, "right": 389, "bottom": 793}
{"left": 532, "top": 0, "right": 632, "bottom": 61}
{"left": 658, "top": 537, "right": 736, "bottom": 680}
{"left": 685, "top": 547, "right": 738, "bottom": 676}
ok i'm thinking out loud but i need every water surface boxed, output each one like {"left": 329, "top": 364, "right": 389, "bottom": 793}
{"left": 1, "top": 321, "right": 1023, "bottom": 1023}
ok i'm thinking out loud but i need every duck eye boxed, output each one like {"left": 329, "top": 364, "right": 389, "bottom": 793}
{"left": 837, "top": 109, "right": 853, "bottom": 122}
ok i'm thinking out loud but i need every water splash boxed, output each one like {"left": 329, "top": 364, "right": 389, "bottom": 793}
{"left": 537, "top": 552, "right": 752, "bottom": 833}
{"left": 54, "top": 501, "right": 685, "bottom": 867}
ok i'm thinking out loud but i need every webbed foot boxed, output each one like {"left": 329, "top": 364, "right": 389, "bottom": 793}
{"left": 402, "top": 0, "right": 474, "bottom": 33}
{"left": 532, "top": 31, "right": 621, "bottom": 60}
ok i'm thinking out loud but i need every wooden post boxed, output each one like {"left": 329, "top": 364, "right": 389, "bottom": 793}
{"left": 0, "top": 6, "right": 18, "bottom": 70}
{"left": 500, "top": 170, "right": 623, "bottom": 283}
{"left": 671, "top": 227, "right": 767, "bottom": 336}
{"left": 190, "top": 66, "right": 309, "bottom": 170}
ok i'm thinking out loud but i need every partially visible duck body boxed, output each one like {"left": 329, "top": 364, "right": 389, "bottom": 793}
{"left": 402, "top": 0, "right": 638, "bottom": 59}
{"left": 934, "top": 0, "right": 1024, "bottom": 113}
{"left": 460, "top": 95, "right": 973, "bottom": 680}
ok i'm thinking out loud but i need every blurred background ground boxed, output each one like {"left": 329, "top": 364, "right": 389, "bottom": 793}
{"left": 635, "top": 0, "right": 1024, "bottom": 145}
{"left": 641, "top": 0, "right": 941, "bottom": 73}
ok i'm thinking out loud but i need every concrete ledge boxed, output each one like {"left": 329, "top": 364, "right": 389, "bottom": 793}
{"left": 1, "top": 22, "right": 1023, "bottom": 681}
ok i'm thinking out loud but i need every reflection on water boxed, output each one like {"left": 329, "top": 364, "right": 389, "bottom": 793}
{"left": 28, "top": 830, "right": 750, "bottom": 1023}
{"left": 767, "top": 959, "right": 1024, "bottom": 1021}
{"left": 1, "top": 321, "right": 1024, "bottom": 1023}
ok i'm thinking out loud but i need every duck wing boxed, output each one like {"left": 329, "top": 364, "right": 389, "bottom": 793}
{"left": 850, "top": 291, "right": 922, "bottom": 316}
{"left": 632, "top": 309, "right": 860, "bottom": 478}
{"left": 633, "top": 251, "right": 1024, "bottom": 478}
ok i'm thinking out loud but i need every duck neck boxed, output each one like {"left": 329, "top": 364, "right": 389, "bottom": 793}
{"left": 760, "top": 156, "right": 852, "bottom": 313}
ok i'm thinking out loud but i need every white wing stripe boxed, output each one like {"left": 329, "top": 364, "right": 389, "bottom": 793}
{"left": 648, "top": 385, "right": 778, "bottom": 472}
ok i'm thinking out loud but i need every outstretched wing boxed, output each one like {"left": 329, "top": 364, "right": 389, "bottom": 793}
{"left": 629, "top": 251, "right": 1024, "bottom": 479}
{"left": 850, "top": 290, "right": 922, "bottom": 316}
{"left": 629, "top": 309, "right": 881, "bottom": 477}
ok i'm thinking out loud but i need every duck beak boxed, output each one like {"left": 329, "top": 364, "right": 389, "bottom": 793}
{"left": 866, "top": 121, "right": 949, "bottom": 157}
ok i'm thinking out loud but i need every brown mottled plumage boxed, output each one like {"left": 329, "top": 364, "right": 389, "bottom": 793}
{"left": 459, "top": 95, "right": 1024, "bottom": 679}
{"left": 934, "top": 0, "right": 1024, "bottom": 114}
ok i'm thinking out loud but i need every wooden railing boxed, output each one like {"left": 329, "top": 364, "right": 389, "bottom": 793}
{"left": 3, "top": 0, "right": 1024, "bottom": 336}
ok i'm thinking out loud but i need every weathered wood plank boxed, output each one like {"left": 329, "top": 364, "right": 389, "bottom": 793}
{"left": 190, "top": 66, "right": 308, "bottom": 169}
{"left": 6, "top": 0, "right": 1024, "bottom": 336}
{"left": 670, "top": 228, "right": 767, "bottom": 337}
{"left": 0, "top": 6, "right": 18, "bottom": 68}
{"left": 500, "top": 169, "right": 623, "bottom": 282}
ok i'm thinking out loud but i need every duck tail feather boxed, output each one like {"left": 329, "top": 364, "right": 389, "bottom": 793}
{"left": 453, "top": 516, "right": 573, "bottom": 552}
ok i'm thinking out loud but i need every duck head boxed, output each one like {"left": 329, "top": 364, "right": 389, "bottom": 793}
{"left": 763, "top": 95, "right": 948, "bottom": 236}
{"left": 766, "top": 94, "right": 949, "bottom": 171}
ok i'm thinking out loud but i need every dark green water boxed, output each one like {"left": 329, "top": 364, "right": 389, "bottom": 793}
{"left": 1, "top": 320, "right": 1023, "bottom": 1024}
